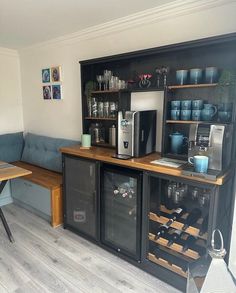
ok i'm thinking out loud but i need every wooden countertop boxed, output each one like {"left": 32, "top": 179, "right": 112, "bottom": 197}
{"left": 60, "top": 145, "right": 231, "bottom": 185}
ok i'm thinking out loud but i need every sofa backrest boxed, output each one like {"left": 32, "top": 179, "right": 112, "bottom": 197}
{"left": 21, "top": 133, "right": 78, "bottom": 172}
{"left": 0, "top": 132, "right": 24, "bottom": 162}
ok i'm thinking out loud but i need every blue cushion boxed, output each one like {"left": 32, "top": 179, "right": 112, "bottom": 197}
{"left": 0, "top": 132, "right": 24, "bottom": 162}
{"left": 21, "top": 133, "right": 78, "bottom": 172}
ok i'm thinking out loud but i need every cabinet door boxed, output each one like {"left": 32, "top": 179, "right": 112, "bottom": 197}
{"left": 64, "top": 156, "right": 98, "bottom": 240}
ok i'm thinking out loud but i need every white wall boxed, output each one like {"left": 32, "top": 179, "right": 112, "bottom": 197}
{"left": 19, "top": 1, "right": 236, "bottom": 140}
{"left": 0, "top": 48, "right": 23, "bottom": 134}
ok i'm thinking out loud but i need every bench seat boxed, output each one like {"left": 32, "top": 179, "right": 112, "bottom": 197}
{"left": 11, "top": 161, "right": 62, "bottom": 227}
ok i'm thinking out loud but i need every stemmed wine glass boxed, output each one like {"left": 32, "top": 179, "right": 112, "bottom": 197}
{"left": 155, "top": 67, "right": 162, "bottom": 88}
{"left": 96, "top": 75, "right": 103, "bottom": 91}
{"left": 103, "top": 70, "right": 112, "bottom": 90}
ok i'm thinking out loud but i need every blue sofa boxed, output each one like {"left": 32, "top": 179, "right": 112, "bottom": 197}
{"left": 0, "top": 132, "right": 79, "bottom": 226}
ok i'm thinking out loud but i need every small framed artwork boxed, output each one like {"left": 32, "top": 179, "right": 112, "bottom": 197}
{"left": 42, "top": 68, "right": 50, "bottom": 83}
{"left": 51, "top": 66, "right": 61, "bottom": 82}
{"left": 43, "top": 85, "right": 52, "bottom": 99}
{"left": 52, "top": 84, "right": 62, "bottom": 100}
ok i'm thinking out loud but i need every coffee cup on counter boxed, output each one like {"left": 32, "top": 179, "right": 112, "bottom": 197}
{"left": 188, "top": 155, "right": 209, "bottom": 173}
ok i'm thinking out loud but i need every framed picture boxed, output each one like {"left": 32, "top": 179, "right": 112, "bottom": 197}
{"left": 43, "top": 85, "right": 52, "bottom": 99}
{"left": 52, "top": 84, "right": 62, "bottom": 100}
{"left": 51, "top": 66, "right": 61, "bottom": 82}
{"left": 42, "top": 68, "right": 50, "bottom": 83}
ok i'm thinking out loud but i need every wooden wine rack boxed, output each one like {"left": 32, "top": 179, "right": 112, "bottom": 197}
{"left": 149, "top": 233, "right": 200, "bottom": 260}
{"left": 148, "top": 253, "right": 187, "bottom": 278}
{"left": 149, "top": 212, "right": 207, "bottom": 240}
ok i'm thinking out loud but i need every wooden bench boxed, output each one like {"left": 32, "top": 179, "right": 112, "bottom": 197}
{"left": 11, "top": 161, "right": 63, "bottom": 227}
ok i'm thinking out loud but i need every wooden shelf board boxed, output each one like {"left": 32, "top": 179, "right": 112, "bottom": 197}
{"left": 91, "top": 90, "right": 119, "bottom": 94}
{"left": 85, "top": 117, "right": 116, "bottom": 121}
{"left": 148, "top": 253, "right": 187, "bottom": 278}
{"left": 168, "top": 83, "right": 217, "bottom": 90}
{"left": 149, "top": 212, "right": 207, "bottom": 240}
{"left": 148, "top": 233, "right": 200, "bottom": 260}
{"left": 166, "top": 120, "right": 204, "bottom": 124}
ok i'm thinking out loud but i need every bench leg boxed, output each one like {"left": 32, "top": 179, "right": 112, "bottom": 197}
{"left": 0, "top": 208, "right": 14, "bottom": 243}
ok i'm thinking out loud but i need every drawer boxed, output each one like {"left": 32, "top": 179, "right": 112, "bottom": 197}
{"left": 11, "top": 178, "right": 51, "bottom": 216}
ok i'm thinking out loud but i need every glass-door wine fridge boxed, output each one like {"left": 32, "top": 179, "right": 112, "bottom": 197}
{"left": 101, "top": 164, "right": 142, "bottom": 261}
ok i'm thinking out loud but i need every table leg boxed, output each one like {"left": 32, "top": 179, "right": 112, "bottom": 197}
{"left": 0, "top": 180, "right": 14, "bottom": 242}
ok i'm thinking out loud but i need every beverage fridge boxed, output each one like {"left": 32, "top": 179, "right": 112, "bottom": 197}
{"left": 101, "top": 164, "right": 142, "bottom": 261}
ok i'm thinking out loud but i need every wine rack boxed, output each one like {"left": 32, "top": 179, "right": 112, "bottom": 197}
{"left": 148, "top": 232, "right": 200, "bottom": 260}
{"left": 149, "top": 211, "right": 207, "bottom": 240}
{"left": 148, "top": 253, "right": 187, "bottom": 278}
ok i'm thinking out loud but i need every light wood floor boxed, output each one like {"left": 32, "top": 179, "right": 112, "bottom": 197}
{"left": 0, "top": 204, "right": 180, "bottom": 293}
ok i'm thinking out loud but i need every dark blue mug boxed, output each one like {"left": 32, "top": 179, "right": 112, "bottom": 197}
{"left": 192, "top": 110, "right": 202, "bottom": 121}
{"left": 176, "top": 70, "right": 188, "bottom": 85}
{"left": 190, "top": 68, "right": 203, "bottom": 84}
{"left": 188, "top": 155, "right": 209, "bottom": 173}
{"left": 205, "top": 67, "right": 218, "bottom": 84}
{"left": 181, "top": 100, "right": 192, "bottom": 110}
{"left": 181, "top": 110, "right": 191, "bottom": 120}
{"left": 171, "top": 100, "right": 181, "bottom": 110}
{"left": 218, "top": 111, "right": 232, "bottom": 122}
{"left": 171, "top": 109, "right": 180, "bottom": 120}
{"left": 192, "top": 99, "right": 204, "bottom": 110}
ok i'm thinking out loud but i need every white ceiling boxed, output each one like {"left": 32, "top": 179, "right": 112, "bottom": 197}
{"left": 0, "top": 0, "right": 176, "bottom": 49}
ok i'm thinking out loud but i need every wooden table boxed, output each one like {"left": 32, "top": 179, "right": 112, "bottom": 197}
{"left": 0, "top": 161, "right": 31, "bottom": 242}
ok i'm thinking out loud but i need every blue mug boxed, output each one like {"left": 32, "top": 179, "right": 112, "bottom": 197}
{"left": 176, "top": 69, "right": 188, "bottom": 85}
{"left": 205, "top": 67, "right": 218, "bottom": 84}
{"left": 171, "top": 109, "right": 180, "bottom": 120}
{"left": 202, "top": 104, "right": 217, "bottom": 121}
{"left": 188, "top": 155, "right": 209, "bottom": 173}
{"left": 171, "top": 100, "right": 181, "bottom": 110}
{"left": 181, "top": 110, "right": 191, "bottom": 120}
{"left": 192, "top": 110, "right": 202, "bottom": 121}
{"left": 218, "top": 111, "right": 232, "bottom": 122}
{"left": 192, "top": 99, "right": 204, "bottom": 110}
{"left": 190, "top": 68, "right": 203, "bottom": 84}
{"left": 181, "top": 100, "right": 192, "bottom": 110}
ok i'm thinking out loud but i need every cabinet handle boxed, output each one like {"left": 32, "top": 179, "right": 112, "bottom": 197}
{"left": 90, "top": 165, "right": 94, "bottom": 177}
{"left": 93, "top": 190, "right": 96, "bottom": 214}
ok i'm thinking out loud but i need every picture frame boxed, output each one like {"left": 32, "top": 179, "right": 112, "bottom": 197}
{"left": 43, "top": 85, "right": 52, "bottom": 99}
{"left": 52, "top": 84, "right": 62, "bottom": 100}
{"left": 51, "top": 66, "right": 61, "bottom": 82}
{"left": 42, "top": 68, "right": 50, "bottom": 83}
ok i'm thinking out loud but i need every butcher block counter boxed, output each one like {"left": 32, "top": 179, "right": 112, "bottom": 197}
{"left": 60, "top": 145, "right": 232, "bottom": 185}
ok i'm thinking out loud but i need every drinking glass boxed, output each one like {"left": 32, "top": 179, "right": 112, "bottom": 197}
{"left": 96, "top": 75, "right": 103, "bottom": 91}
{"left": 103, "top": 70, "right": 112, "bottom": 90}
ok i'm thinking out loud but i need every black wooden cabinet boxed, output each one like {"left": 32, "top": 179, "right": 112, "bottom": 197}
{"left": 63, "top": 154, "right": 100, "bottom": 241}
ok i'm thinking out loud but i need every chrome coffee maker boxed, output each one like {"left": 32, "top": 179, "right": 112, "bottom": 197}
{"left": 188, "top": 123, "right": 233, "bottom": 171}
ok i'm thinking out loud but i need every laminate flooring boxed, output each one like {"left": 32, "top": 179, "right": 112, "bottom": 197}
{"left": 0, "top": 204, "right": 181, "bottom": 293}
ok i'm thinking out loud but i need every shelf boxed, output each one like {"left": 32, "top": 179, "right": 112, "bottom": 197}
{"left": 168, "top": 83, "right": 217, "bottom": 90}
{"left": 85, "top": 117, "right": 116, "bottom": 121}
{"left": 149, "top": 233, "right": 200, "bottom": 260}
{"left": 148, "top": 253, "right": 187, "bottom": 278}
{"left": 149, "top": 212, "right": 207, "bottom": 240}
{"left": 91, "top": 90, "right": 120, "bottom": 94}
{"left": 166, "top": 120, "right": 204, "bottom": 124}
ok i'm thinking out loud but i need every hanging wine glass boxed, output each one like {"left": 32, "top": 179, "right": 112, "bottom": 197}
{"left": 161, "top": 66, "right": 169, "bottom": 87}
{"left": 155, "top": 67, "right": 162, "bottom": 88}
{"left": 96, "top": 75, "right": 103, "bottom": 91}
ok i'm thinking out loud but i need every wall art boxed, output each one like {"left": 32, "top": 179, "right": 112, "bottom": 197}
{"left": 52, "top": 84, "right": 62, "bottom": 100}
{"left": 43, "top": 85, "right": 52, "bottom": 99}
{"left": 42, "top": 68, "right": 50, "bottom": 83}
{"left": 51, "top": 66, "right": 61, "bottom": 82}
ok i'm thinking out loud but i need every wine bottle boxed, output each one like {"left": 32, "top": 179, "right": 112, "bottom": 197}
{"left": 149, "top": 241, "right": 187, "bottom": 272}
{"left": 199, "top": 214, "right": 209, "bottom": 236}
{"left": 166, "top": 206, "right": 186, "bottom": 226}
{"left": 182, "top": 208, "right": 202, "bottom": 231}
{"left": 154, "top": 224, "right": 170, "bottom": 240}
{"left": 182, "top": 235, "right": 197, "bottom": 252}
{"left": 167, "top": 229, "right": 183, "bottom": 247}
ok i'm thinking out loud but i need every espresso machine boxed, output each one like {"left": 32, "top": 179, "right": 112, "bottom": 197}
{"left": 114, "top": 110, "right": 157, "bottom": 159}
{"left": 182, "top": 123, "right": 233, "bottom": 179}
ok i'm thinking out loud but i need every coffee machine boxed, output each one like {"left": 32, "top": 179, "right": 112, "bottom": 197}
{"left": 114, "top": 110, "right": 157, "bottom": 159}
{"left": 187, "top": 123, "right": 233, "bottom": 171}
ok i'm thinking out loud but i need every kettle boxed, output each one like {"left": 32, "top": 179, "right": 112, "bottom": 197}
{"left": 169, "top": 132, "right": 188, "bottom": 154}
